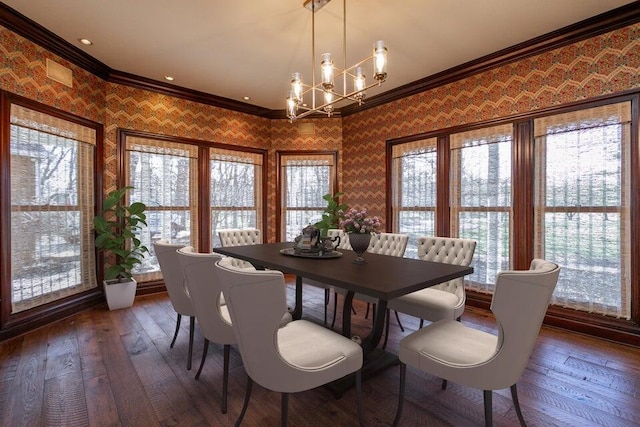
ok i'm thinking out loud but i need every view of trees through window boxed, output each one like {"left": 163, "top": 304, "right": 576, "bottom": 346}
{"left": 9, "top": 105, "right": 97, "bottom": 313}
{"left": 535, "top": 103, "right": 631, "bottom": 319}
{"left": 211, "top": 151, "right": 262, "bottom": 247}
{"left": 393, "top": 139, "right": 437, "bottom": 259}
{"left": 452, "top": 128, "right": 512, "bottom": 292}
{"left": 280, "top": 154, "right": 335, "bottom": 242}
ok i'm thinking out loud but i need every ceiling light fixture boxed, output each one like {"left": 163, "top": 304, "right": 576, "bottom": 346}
{"left": 286, "top": 0, "right": 387, "bottom": 121}
{"left": 78, "top": 38, "right": 93, "bottom": 46}
{"left": 164, "top": 75, "right": 175, "bottom": 81}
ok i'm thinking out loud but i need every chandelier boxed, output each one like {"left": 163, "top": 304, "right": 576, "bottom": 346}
{"left": 286, "top": 0, "right": 388, "bottom": 121}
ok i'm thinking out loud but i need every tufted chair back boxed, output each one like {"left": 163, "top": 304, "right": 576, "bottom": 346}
{"left": 327, "top": 229, "right": 352, "bottom": 250}
{"left": 218, "top": 228, "right": 262, "bottom": 269}
{"left": 218, "top": 228, "right": 262, "bottom": 247}
{"left": 417, "top": 236, "right": 476, "bottom": 298}
{"left": 368, "top": 233, "right": 409, "bottom": 257}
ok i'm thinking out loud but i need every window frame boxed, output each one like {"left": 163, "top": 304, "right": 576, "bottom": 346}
{"left": 0, "top": 91, "right": 104, "bottom": 336}
{"left": 386, "top": 93, "right": 640, "bottom": 342}
{"left": 276, "top": 150, "right": 339, "bottom": 242}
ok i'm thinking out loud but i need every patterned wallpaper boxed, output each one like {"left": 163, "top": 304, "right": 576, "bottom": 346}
{"left": 341, "top": 24, "right": 640, "bottom": 228}
{"left": 0, "top": 26, "right": 105, "bottom": 123}
{"left": 2, "top": 22, "right": 640, "bottom": 239}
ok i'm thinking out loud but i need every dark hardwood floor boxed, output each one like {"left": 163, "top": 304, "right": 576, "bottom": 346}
{"left": 1, "top": 282, "right": 639, "bottom": 426}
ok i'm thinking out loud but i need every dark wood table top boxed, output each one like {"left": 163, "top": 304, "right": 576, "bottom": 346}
{"left": 213, "top": 242, "right": 474, "bottom": 301}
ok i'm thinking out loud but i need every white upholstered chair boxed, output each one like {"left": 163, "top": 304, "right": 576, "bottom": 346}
{"left": 332, "top": 231, "right": 409, "bottom": 329}
{"left": 384, "top": 236, "right": 476, "bottom": 348}
{"left": 214, "top": 258, "right": 364, "bottom": 427}
{"left": 176, "top": 247, "right": 235, "bottom": 413}
{"left": 218, "top": 228, "right": 262, "bottom": 247}
{"left": 217, "top": 228, "right": 262, "bottom": 270}
{"left": 392, "top": 259, "right": 560, "bottom": 427}
{"left": 153, "top": 240, "right": 197, "bottom": 370}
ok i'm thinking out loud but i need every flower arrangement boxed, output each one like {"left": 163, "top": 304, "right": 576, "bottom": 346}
{"left": 339, "top": 208, "right": 381, "bottom": 234}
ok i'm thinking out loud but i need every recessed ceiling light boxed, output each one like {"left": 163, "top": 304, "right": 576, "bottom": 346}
{"left": 164, "top": 76, "right": 175, "bottom": 81}
{"left": 78, "top": 38, "right": 93, "bottom": 46}
{"left": 243, "top": 96, "right": 250, "bottom": 101}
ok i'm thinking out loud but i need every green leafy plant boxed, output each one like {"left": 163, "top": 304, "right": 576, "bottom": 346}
{"left": 93, "top": 186, "right": 149, "bottom": 281}
{"left": 314, "top": 192, "right": 349, "bottom": 237}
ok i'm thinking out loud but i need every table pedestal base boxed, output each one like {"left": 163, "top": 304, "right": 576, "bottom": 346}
{"left": 324, "top": 348, "right": 400, "bottom": 399}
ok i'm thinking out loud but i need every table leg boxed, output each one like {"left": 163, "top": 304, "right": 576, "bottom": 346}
{"left": 327, "top": 293, "right": 397, "bottom": 398}
{"left": 288, "top": 276, "right": 303, "bottom": 320}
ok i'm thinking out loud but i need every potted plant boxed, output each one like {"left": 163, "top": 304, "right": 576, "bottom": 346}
{"left": 314, "top": 192, "right": 349, "bottom": 237}
{"left": 93, "top": 186, "right": 149, "bottom": 310}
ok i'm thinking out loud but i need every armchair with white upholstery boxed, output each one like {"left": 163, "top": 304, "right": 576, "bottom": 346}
{"left": 218, "top": 228, "right": 262, "bottom": 247}
{"left": 332, "top": 232, "right": 409, "bottom": 330}
{"left": 384, "top": 236, "right": 476, "bottom": 348}
{"left": 153, "top": 240, "right": 197, "bottom": 370}
{"left": 214, "top": 258, "right": 364, "bottom": 426}
{"left": 392, "top": 259, "right": 560, "bottom": 427}
{"left": 217, "top": 228, "right": 262, "bottom": 269}
{"left": 176, "top": 247, "right": 235, "bottom": 413}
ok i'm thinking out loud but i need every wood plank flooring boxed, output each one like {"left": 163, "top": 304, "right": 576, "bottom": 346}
{"left": 0, "top": 283, "right": 639, "bottom": 426}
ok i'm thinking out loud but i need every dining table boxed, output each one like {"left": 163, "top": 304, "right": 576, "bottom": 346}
{"left": 212, "top": 241, "right": 474, "bottom": 397}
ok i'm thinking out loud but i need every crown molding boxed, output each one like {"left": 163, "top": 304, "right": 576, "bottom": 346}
{"left": 2, "top": 1, "right": 639, "bottom": 119}
{"left": 339, "top": 0, "right": 640, "bottom": 116}
{"left": 0, "top": 3, "right": 111, "bottom": 79}
{"left": 107, "top": 70, "right": 272, "bottom": 116}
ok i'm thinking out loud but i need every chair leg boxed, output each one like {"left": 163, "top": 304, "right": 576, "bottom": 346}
{"left": 281, "top": 393, "right": 289, "bottom": 427}
{"left": 331, "top": 292, "right": 338, "bottom": 328}
{"left": 323, "top": 288, "right": 330, "bottom": 325}
{"left": 187, "top": 316, "right": 195, "bottom": 370}
{"left": 365, "top": 302, "right": 371, "bottom": 319}
{"left": 483, "top": 390, "right": 493, "bottom": 427}
{"left": 170, "top": 313, "right": 182, "bottom": 348}
{"left": 510, "top": 384, "right": 527, "bottom": 427}
{"left": 235, "top": 376, "right": 253, "bottom": 427}
{"left": 392, "top": 363, "right": 406, "bottom": 427}
{"left": 195, "top": 338, "right": 209, "bottom": 380}
{"left": 441, "top": 379, "right": 448, "bottom": 390}
{"left": 393, "top": 310, "right": 405, "bottom": 332}
{"left": 355, "top": 369, "right": 364, "bottom": 426}
{"left": 382, "top": 309, "right": 391, "bottom": 350}
{"left": 419, "top": 318, "right": 424, "bottom": 329}
{"left": 222, "top": 344, "right": 230, "bottom": 414}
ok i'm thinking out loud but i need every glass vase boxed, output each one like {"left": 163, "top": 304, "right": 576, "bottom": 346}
{"left": 348, "top": 232, "right": 372, "bottom": 264}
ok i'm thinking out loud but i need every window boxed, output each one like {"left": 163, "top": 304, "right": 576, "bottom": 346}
{"left": 124, "top": 135, "right": 199, "bottom": 282}
{"left": 391, "top": 138, "right": 437, "bottom": 258}
{"left": 278, "top": 153, "right": 336, "bottom": 242}
{"left": 534, "top": 102, "right": 631, "bottom": 319}
{"left": 210, "top": 147, "right": 263, "bottom": 247}
{"left": 9, "top": 104, "right": 98, "bottom": 313}
{"left": 450, "top": 124, "right": 512, "bottom": 292}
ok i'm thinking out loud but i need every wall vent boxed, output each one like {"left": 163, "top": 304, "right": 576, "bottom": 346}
{"left": 46, "top": 59, "right": 73, "bottom": 87}
{"left": 298, "top": 122, "right": 315, "bottom": 135}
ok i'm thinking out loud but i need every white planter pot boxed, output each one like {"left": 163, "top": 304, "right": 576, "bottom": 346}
{"left": 104, "top": 278, "right": 137, "bottom": 310}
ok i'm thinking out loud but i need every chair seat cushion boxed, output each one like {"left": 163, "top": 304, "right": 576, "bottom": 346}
{"left": 388, "top": 288, "right": 461, "bottom": 321}
{"left": 399, "top": 319, "right": 498, "bottom": 369}
{"left": 277, "top": 320, "right": 362, "bottom": 372}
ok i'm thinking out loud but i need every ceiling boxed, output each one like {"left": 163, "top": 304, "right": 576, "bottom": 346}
{"left": 2, "top": 0, "right": 636, "bottom": 111}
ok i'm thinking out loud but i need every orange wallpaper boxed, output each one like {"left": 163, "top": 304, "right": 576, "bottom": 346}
{"left": 2, "top": 22, "right": 640, "bottom": 239}
{"left": 0, "top": 25, "right": 105, "bottom": 123}
{"left": 342, "top": 24, "right": 640, "bottom": 227}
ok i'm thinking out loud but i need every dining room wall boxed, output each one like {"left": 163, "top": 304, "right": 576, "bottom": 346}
{"left": 1, "top": 23, "right": 346, "bottom": 244}
{"left": 340, "top": 23, "right": 640, "bottom": 228}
